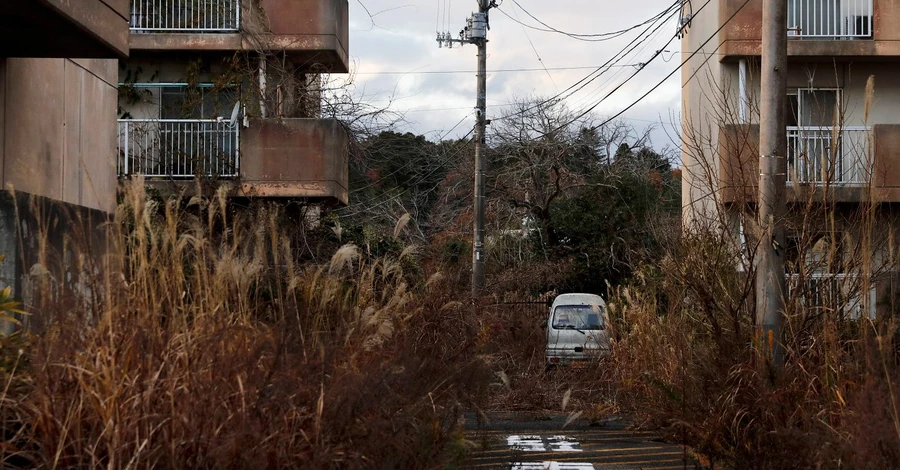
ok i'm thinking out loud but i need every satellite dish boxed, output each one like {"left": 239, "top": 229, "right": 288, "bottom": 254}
{"left": 229, "top": 101, "right": 241, "bottom": 127}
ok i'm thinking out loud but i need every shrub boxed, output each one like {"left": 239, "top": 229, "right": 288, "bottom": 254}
{"left": 0, "top": 181, "right": 489, "bottom": 468}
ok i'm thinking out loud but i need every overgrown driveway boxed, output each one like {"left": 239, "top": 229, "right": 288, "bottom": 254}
{"left": 462, "top": 412, "right": 704, "bottom": 469}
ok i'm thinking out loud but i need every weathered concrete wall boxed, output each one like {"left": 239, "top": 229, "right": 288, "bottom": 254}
{"left": 129, "top": 0, "right": 349, "bottom": 73}
{"left": 720, "top": 0, "right": 900, "bottom": 58}
{"left": 874, "top": 125, "right": 900, "bottom": 193}
{"left": 238, "top": 118, "right": 348, "bottom": 204}
{"left": 2, "top": 58, "right": 118, "bottom": 213}
{"left": 0, "top": 192, "right": 110, "bottom": 333}
{"left": 255, "top": 0, "right": 348, "bottom": 71}
{"left": 681, "top": 0, "right": 726, "bottom": 228}
{"left": 0, "top": 0, "right": 128, "bottom": 58}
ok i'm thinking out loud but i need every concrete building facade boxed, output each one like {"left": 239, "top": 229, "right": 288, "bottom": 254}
{"left": 0, "top": 1, "right": 129, "bottom": 330}
{"left": 681, "top": 0, "right": 900, "bottom": 318}
{"left": 117, "top": 0, "right": 350, "bottom": 204}
{"left": 0, "top": 0, "right": 351, "bottom": 330}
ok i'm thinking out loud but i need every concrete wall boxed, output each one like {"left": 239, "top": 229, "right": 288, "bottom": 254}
{"left": 128, "top": 0, "right": 350, "bottom": 73}
{"left": 1, "top": 58, "right": 118, "bottom": 213}
{"left": 720, "top": 0, "right": 900, "bottom": 58}
{"left": 681, "top": 0, "right": 727, "bottom": 229}
{"left": 0, "top": 0, "right": 129, "bottom": 58}
{"left": 238, "top": 118, "right": 348, "bottom": 204}
{"left": 0, "top": 192, "right": 110, "bottom": 333}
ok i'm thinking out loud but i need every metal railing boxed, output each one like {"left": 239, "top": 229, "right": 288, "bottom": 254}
{"left": 130, "top": 0, "right": 240, "bottom": 32}
{"left": 786, "top": 126, "right": 871, "bottom": 185}
{"left": 118, "top": 119, "right": 239, "bottom": 178}
{"left": 788, "top": 0, "right": 872, "bottom": 38}
{"left": 788, "top": 273, "right": 876, "bottom": 320}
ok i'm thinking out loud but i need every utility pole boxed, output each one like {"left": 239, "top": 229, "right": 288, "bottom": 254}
{"left": 437, "top": 0, "right": 494, "bottom": 297}
{"left": 757, "top": 0, "right": 787, "bottom": 366}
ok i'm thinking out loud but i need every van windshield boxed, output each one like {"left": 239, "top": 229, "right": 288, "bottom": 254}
{"left": 552, "top": 304, "right": 604, "bottom": 330}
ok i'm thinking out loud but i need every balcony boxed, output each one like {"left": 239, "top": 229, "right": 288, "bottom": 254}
{"left": 127, "top": 0, "right": 349, "bottom": 72}
{"left": 129, "top": 0, "right": 240, "bottom": 33}
{"left": 117, "top": 118, "right": 349, "bottom": 205}
{"left": 717, "top": 124, "right": 900, "bottom": 202}
{"left": 117, "top": 119, "right": 240, "bottom": 178}
{"left": 718, "top": 0, "right": 900, "bottom": 58}
{"left": 788, "top": 272, "right": 876, "bottom": 320}
{"left": 237, "top": 118, "right": 349, "bottom": 204}
{"left": 787, "top": 126, "right": 870, "bottom": 185}
{"left": 788, "top": 0, "right": 872, "bottom": 39}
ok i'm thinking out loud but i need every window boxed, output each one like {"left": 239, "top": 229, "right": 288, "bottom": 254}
{"left": 552, "top": 304, "right": 604, "bottom": 330}
{"left": 787, "top": 88, "right": 846, "bottom": 183}
{"left": 159, "top": 85, "right": 240, "bottom": 120}
{"left": 787, "top": 88, "right": 840, "bottom": 128}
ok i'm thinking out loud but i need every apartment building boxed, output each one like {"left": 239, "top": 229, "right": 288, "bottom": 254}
{"left": 0, "top": 1, "right": 129, "bottom": 330}
{"left": 681, "top": 0, "right": 900, "bottom": 318}
{"left": 117, "top": 0, "right": 350, "bottom": 205}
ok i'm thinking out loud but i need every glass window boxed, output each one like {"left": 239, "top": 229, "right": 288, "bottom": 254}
{"left": 159, "top": 85, "right": 240, "bottom": 120}
{"left": 552, "top": 304, "right": 604, "bottom": 330}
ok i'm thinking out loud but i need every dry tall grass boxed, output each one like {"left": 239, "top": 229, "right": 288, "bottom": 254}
{"left": 0, "top": 180, "right": 488, "bottom": 469}
{"left": 605, "top": 227, "right": 900, "bottom": 468}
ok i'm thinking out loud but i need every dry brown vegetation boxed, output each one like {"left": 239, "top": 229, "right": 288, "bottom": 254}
{"left": 0, "top": 180, "right": 489, "bottom": 469}
{"left": 600, "top": 70, "right": 900, "bottom": 468}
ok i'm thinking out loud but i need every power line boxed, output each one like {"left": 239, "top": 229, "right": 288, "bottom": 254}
{"left": 577, "top": 0, "right": 752, "bottom": 134}
{"left": 495, "top": 0, "right": 680, "bottom": 42}
{"left": 560, "top": 6, "right": 678, "bottom": 120}
{"left": 507, "top": 0, "right": 557, "bottom": 90}
{"left": 490, "top": 1, "right": 680, "bottom": 126}
{"left": 354, "top": 64, "right": 641, "bottom": 75}
{"left": 495, "top": 0, "right": 684, "bottom": 126}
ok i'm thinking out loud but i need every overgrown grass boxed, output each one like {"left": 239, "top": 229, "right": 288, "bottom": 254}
{"left": 0, "top": 180, "right": 489, "bottom": 468}
{"left": 605, "top": 229, "right": 900, "bottom": 468}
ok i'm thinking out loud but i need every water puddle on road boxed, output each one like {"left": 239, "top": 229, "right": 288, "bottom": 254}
{"left": 510, "top": 463, "right": 594, "bottom": 470}
{"left": 507, "top": 435, "right": 593, "bottom": 470}
{"left": 506, "top": 435, "right": 584, "bottom": 452}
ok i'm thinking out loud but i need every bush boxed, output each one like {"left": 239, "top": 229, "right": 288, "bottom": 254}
{"left": 0, "top": 181, "right": 489, "bottom": 468}
{"left": 605, "top": 230, "right": 900, "bottom": 468}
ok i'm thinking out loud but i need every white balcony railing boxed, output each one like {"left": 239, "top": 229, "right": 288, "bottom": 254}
{"left": 787, "top": 126, "right": 871, "bottom": 185}
{"left": 788, "top": 273, "right": 876, "bottom": 320}
{"left": 788, "top": 0, "right": 872, "bottom": 38}
{"left": 118, "top": 119, "right": 239, "bottom": 178}
{"left": 130, "top": 0, "right": 240, "bottom": 32}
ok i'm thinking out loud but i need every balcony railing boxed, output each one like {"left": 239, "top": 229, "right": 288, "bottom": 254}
{"left": 788, "top": 273, "right": 875, "bottom": 320}
{"left": 118, "top": 119, "right": 239, "bottom": 178}
{"left": 788, "top": 0, "right": 872, "bottom": 38}
{"left": 787, "top": 126, "right": 871, "bottom": 185}
{"left": 129, "top": 0, "right": 240, "bottom": 32}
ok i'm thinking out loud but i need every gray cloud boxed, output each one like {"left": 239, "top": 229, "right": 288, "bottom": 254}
{"left": 347, "top": 0, "right": 683, "bottom": 148}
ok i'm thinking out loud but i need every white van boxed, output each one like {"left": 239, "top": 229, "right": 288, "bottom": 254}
{"left": 544, "top": 293, "right": 610, "bottom": 368}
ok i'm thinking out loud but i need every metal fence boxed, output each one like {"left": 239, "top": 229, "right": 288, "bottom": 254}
{"left": 130, "top": 0, "right": 240, "bottom": 32}
{"left": 118, "top": 119, "right": 240, "bottom": 178}
{"left": 788, "top": 273, "right": 875, "bottom": 320}
{"left": 787, "top": 126, "right": 870, "bottom": 185}
{"left": 788, "top": 0, "right": 872, "bottom": 38}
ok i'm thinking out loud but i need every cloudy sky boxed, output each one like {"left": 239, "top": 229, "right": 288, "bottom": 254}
{"left": 345, "top": 0, "right": 684, "bottom": 149}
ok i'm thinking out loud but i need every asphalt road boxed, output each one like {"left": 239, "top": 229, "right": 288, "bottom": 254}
{"left": 462, "top": 413, "right": 703, "bottom": 470}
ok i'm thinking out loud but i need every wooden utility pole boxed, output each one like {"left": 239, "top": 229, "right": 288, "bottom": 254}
{"left": 757, "top": 0, "right": 787, "bottom": 365}
{"left": 471, "top": 0, "right": 489, "bottom": 296}
{"left": 437, "top": 0, "right": 493, "bottom": 296}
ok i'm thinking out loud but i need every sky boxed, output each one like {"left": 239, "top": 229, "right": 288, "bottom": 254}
{"left": 345, "top": 0, "right": 684, "bottom": 150}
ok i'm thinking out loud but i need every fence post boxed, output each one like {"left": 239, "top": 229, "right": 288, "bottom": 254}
{"left": 124, "top": 122, "right": 130, "bottom": 176}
